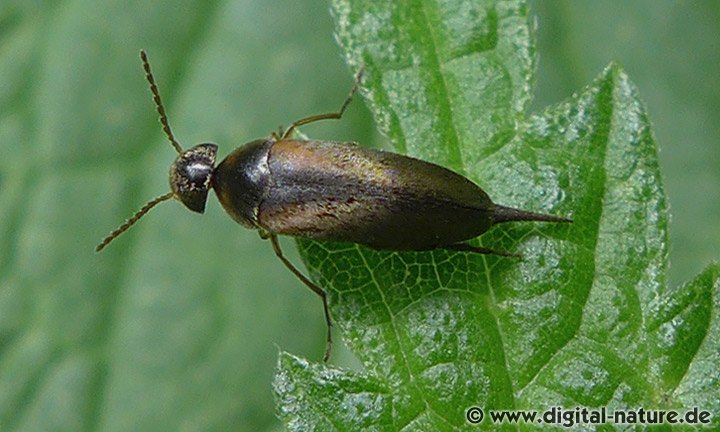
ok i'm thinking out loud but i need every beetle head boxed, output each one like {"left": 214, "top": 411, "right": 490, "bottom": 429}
{"left": 169, "top": 143, "right": 218, "bottom": 213}
{"left": 96, "top": 51, "right": 220, "bottom": 253}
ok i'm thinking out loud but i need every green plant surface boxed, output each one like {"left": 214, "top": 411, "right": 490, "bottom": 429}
{"left": 531, "top": 0, "right": 720, "bottom": 288}
{"left": 274, "top": 1, "right": 720, "bottom": 430}
{"left": 0, "top": 1, "right": 718, "bottom": 431}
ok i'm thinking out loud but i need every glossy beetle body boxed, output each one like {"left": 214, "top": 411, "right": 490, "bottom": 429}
{"left": 213, "top": 138, "right": 496, "bottom": 250}
{"left": 97, "top": 51, "right": 570, "bottom": 361}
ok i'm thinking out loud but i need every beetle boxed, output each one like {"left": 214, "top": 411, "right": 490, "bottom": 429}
{"left": 97, "top": 51, "right": 571, "bottom": 361}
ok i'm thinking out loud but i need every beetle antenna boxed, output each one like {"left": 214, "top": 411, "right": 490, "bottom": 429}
{"left": 96, "top": 192, "right": 175, "bottom": 252}
{"left": 140, "top": 50, "right": 183, "bottom": 154}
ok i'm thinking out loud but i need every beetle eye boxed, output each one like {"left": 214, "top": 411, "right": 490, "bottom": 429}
{"left": 170, "top": 143, "right": 218, "bottom": 213}
{"left": 184, "top": 161, "right": 212, "bottom": 185}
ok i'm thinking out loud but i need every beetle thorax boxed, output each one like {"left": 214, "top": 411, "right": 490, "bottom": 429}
{"left": 169, "top": 143, "right": 218, "bottom": 213}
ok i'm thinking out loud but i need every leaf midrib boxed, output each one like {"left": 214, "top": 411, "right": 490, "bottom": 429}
{"left": 414, "top": 0, "right": 464, "bottom": 174}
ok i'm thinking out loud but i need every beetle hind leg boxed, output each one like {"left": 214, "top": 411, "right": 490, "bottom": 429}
{"left": 269, "top": 235, "right": 333, "bottom": 362}
{"left": 442, "top": 243, "right": 521, "bottom": 258}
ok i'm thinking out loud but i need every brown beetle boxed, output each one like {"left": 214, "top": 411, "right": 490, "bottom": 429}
{"left": 97, "top": 51, "right": 571, "bottom": 361}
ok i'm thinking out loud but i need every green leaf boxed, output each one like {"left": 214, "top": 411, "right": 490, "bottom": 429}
{"left": 531, "top": 1, "right": 720, "bottom": 287}
{"left": 274, "top": 0, "right": 720, "bottom": 430}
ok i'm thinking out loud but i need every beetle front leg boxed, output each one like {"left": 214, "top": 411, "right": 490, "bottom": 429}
{"left": 269, "top": 235, "right": 333, "bottom": 362}
{"left": 279, "top": 66, "right": 365, "bottom": 140}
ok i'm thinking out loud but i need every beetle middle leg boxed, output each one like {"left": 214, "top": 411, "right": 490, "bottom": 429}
{"left": 279, "top": 67, "right": 365, "bottom": 140}
{"left": 442, "top": 243, "right": 521, "bottom": 258}
{"left": 269, "top": 235, "right": 333, "bottom": 362}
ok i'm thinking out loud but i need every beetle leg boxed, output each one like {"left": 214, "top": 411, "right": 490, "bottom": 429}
{"left": 279, "top": 66, "right": 365, "bottom": 140}
{"left": 269, "top": 235, "right": 333, "bottom": 362}
{"left": 271, "top": 125, "right": 284, "bottom": 140}
{"left": 442, "top": 243, "right": 521, "bottom": 258}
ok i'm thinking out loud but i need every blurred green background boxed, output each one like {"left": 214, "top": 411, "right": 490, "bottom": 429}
{"left": 0, "top": 0, "right": 717, "bottom": 431}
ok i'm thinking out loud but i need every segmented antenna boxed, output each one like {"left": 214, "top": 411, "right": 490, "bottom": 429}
{"left": 140, "top": 50, "right": 183, "bottom": 153}
{"left": 96, "top": 51, "right": 186, "bottom": 252}
{"left": 96, "top": 192, "right": 174, "bottom": 252}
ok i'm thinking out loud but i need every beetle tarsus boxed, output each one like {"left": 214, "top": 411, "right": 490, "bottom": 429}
{"left": 443, "top": 243, "right": 521, "bottom": 258}
{"left": 270, "top": 235, "right": 333, "bottom": 362}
